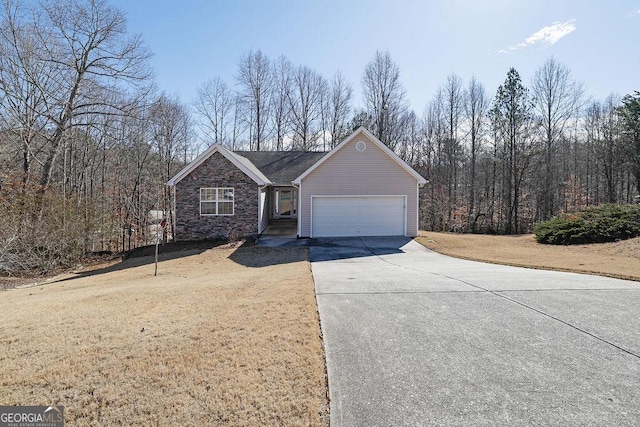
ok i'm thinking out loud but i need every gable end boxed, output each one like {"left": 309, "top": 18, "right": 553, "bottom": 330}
{"left": 293, "top": 127, "right": 426, "bottom": 184}
{"left": 167, "top": 144, "right": 270, "bottom": 187}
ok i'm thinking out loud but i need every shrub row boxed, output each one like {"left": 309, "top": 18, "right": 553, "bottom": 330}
{"left": 533, "top": 204, "right": 640, "bottom": 245}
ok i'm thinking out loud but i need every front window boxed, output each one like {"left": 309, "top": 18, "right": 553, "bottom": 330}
{"left": 200, "top": 187, "right": 234, "bottom": 215}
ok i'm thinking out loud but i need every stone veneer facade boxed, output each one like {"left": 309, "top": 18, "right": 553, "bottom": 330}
{"left": 174, "top": 152, "right": 258, "bottom": 240}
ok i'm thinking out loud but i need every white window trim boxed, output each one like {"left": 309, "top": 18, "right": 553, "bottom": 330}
{"left": 200, "top": 187, "right": 234, "bottom": 216}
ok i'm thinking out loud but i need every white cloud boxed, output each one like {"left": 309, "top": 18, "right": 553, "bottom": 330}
{"left": 499, "top": 20, "right": 576, "bottom": 54}
{"left": 627, "top": 9, "right": 640, "bottom": 18}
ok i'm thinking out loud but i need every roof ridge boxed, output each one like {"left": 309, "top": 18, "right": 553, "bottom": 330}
{"left": 234, "top": 150, "right": 328, "bottom": 154}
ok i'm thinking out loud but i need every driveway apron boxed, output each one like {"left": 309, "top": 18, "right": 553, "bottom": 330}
{"left": 311, "top": 237, "right": 640, "bottom": 426}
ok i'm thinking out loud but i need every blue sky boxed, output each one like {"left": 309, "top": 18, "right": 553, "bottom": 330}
{"left": 111, "top": 0, "right": 640, "bottom": 111}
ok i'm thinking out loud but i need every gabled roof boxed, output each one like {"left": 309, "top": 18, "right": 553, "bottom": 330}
{"left": 167, "top": 144, "right": 271, "bottom": 186}
{"left": 167, "top": 127, "right": 426, "bottom": 188}
{"left": 293, "top": 127, "right": 427, "bottom": 185}
{"left": 236, "top": 151, "right": 326, "bottom": 186}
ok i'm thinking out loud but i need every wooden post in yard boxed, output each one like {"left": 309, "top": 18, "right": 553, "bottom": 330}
{"left": 154, "top": 234, "right": 159, "bottom": 276}
{"left": 155, "top": 217, "right": 167, "bottom": 277}
{"left": 155, "top": 190, "right": 160, "bottom": 277}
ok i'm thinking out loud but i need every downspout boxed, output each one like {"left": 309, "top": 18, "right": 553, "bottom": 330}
{"left": 170, "top": 184, "right": 177, "bottom": 242}
{"left": 258, "top": 184, "right": 269, "bottom": 236}
{"left": 292, "top": 181, "right": 301, "bottom": 238}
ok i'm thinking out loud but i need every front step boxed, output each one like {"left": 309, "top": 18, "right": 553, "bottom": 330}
{"left": 269, "top": 219, "right": 297, "bottom": 227}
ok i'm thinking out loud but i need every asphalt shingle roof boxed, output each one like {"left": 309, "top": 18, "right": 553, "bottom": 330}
{"left": 235, "top": 151, "right": 327, "bottom": 186}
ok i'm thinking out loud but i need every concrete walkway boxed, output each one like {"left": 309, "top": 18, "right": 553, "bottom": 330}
{"left": 310, "top": 237, "right": 640, "bottom": 426}
{"left": 257, "top": 221, "right": 307, "bottom": 247}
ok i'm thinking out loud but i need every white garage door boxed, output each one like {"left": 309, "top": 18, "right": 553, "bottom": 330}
{"left": 311, "top": 196, "right": 405, "bottom": 237}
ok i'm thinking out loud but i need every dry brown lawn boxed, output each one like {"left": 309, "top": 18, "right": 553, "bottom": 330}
{"left": 0, "top": 243, "right": 328, "bottom": 426}
{"left": 4, "top": 233, "right": 636, "bottom": 425}
{"left": 417, "top": 232, "right": 640, "bottom": 281}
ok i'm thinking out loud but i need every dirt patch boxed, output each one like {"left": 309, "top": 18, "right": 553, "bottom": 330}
{"left": 417, "top": 232, "right": 640, "bottom": 282}
{"left": 0, "top": 242, "right": 328, "bottom": 426}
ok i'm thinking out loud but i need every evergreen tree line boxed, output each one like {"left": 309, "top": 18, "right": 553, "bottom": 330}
{"left": 0, "top": 0, "right": 638, "bottom": 274}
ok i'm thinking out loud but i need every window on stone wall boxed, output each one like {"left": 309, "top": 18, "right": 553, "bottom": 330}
{"left": 200, "top": 187, "right": 234, "bottom": 215}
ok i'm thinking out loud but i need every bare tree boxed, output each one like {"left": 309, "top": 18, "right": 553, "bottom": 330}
{"left": 464, "top": 76, "right": 490, "bottom": 231}
{"left": 111, "top": 109, "right": 154, "bottom": 252}
{"left": 270, "top": 55, "right": 292, "bottom": 150}
{"left": 532, "top": 57, "right": 585, "bottom": 219}
{"left": 0, "top": 0, "right": 50, "bottom": 200}
{"left": 228, "top": 94, "right": 245, "bottom": 150}
{"left": 326, "top": 71, "right": 353, "bottom": 149}
{"left": 362, "top": 50, "right": 408, "bottom": 146}
{"left": 287, "top": 65, "right": 327, "bottom": 151}
{"left": 1, "top": 0, "right": 151, "bottom": 208}
{"left": 421, "top": 94, "right": 448, "bottom": 231}
{"left": 236, "top": 49, "right": 271, "bottom": 150}
{"left": 0, "top": 0, "right": 154, "bottom": 272}
{"left": 149, "top": 93, "right": 193, "bottom": 242}
{"left": 584, "top": 96, "right": 626, "bottom": 203}
{"left": 396, "top": 110, "right": 420, "bottom": 163}
{"left": 194, "top": 77, "right": 233, "bottom": 146}
{"left": 438, "top": 74, "right": 465, "bottom": 227}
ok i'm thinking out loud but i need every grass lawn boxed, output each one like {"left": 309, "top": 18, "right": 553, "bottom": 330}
{"left": 0, "top": 243, "right": 328, "bottom": 426}
{"left": 417, "top": 232, "right": 640, "bottom": 282}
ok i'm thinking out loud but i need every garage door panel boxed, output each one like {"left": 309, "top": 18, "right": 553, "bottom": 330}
{"left": 312, "top": 196, "right": 405, "bottom": 237}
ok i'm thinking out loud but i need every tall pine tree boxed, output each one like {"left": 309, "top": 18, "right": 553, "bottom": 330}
{"left": 490, "top": 68, "right": 536, "bottom": 234}
{"left": 618, "top": 91, "right": 640, "bottom": 199}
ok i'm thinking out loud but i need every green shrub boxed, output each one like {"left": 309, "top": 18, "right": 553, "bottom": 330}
{"left": 533, "top": 204, "right": 640, "bottom": 245}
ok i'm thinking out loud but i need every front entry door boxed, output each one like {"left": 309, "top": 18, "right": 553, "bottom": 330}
{"left": 274, "top": 189, "right": 297, "bottom": 218}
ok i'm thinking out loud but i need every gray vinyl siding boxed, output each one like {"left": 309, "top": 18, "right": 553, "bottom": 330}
{"left": 299, "top": 134, "right": 419, "bottom": 237}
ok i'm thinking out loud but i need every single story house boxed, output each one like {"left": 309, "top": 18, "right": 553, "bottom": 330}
{"left": 166, "top": 127, "right": 427, "bottom": 239}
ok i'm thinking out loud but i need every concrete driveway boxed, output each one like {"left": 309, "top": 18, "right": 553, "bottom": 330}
{"left": 310, "top": 237, "right": 640, "bottom": 426}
